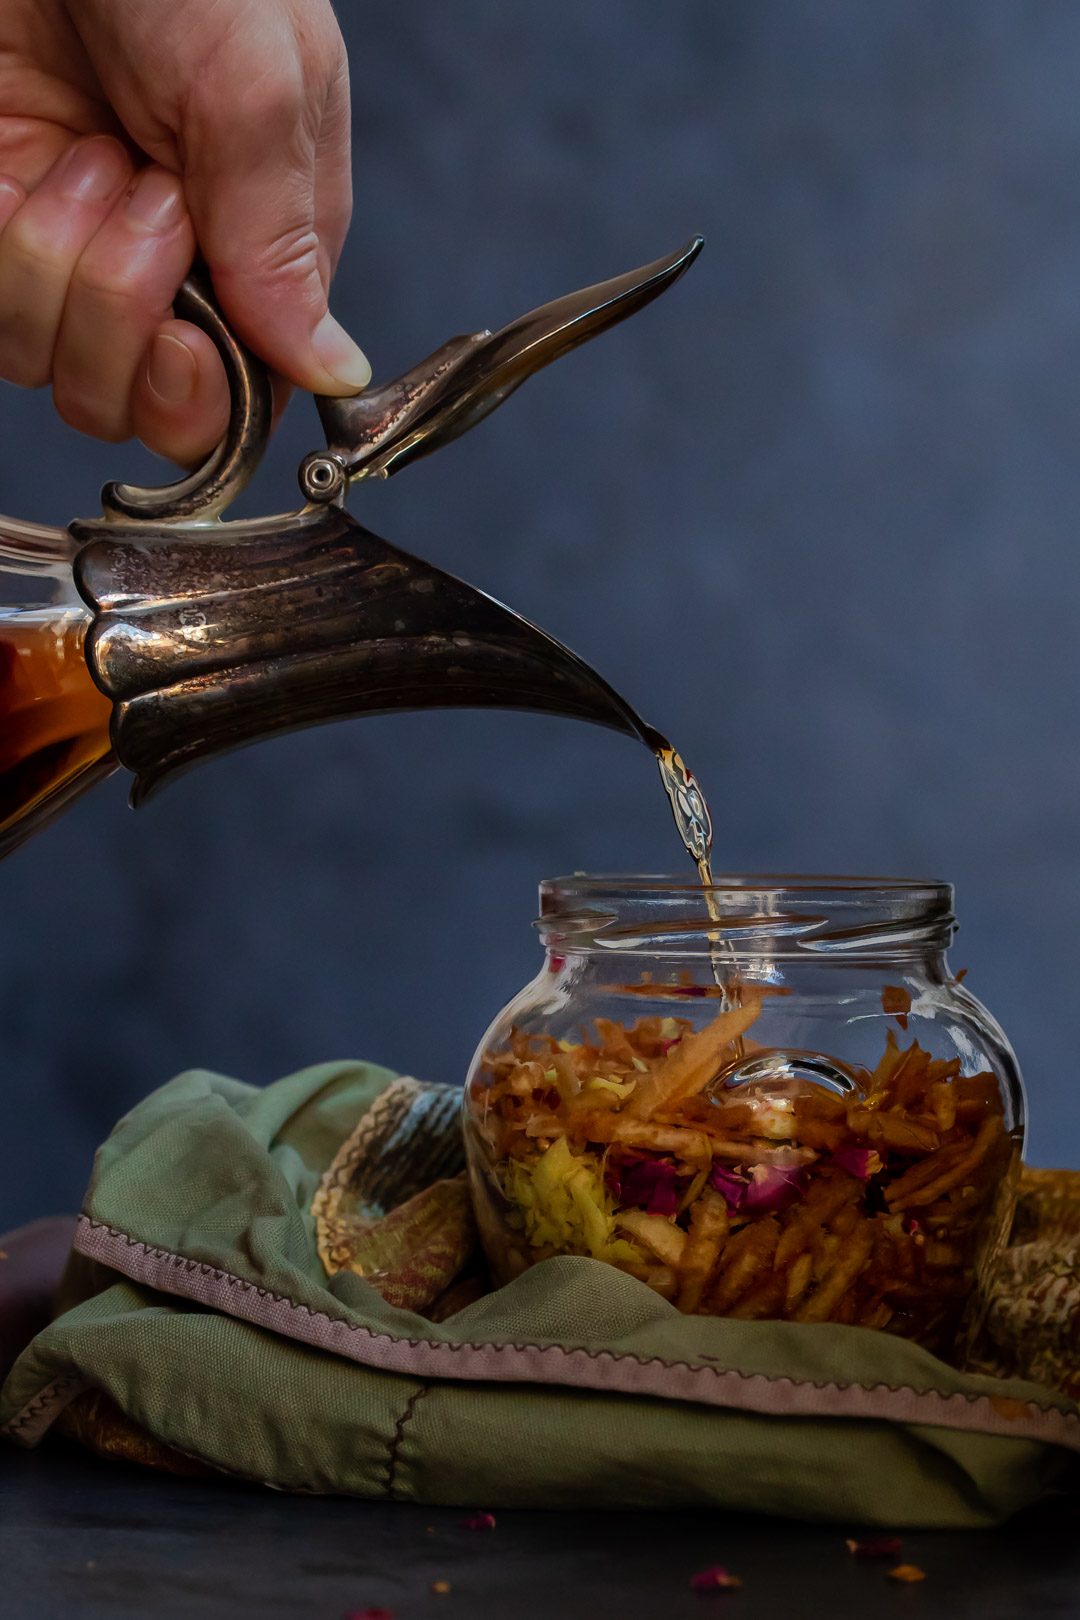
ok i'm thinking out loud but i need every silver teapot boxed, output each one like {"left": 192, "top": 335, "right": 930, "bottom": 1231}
{"left": 0, "top": 238, "right": 701, "bottom": 856}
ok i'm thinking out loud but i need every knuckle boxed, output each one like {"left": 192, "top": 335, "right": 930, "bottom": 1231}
{"left": 207, "top": 61, "right": 305, "bottom": 137}
{"left": 73, "top": 260, "right": 145, "bottom": 306}
{"left": 260, "top": 222, "right": 321, "bottom": 281}
{"left": 72, "top": 237, "right": 180, "bottom": 315}
{"left": 180, "top": 52, "right": 307, "bottom": 174}
{"left": 53, "top": 383, "right": 126, "bottom": 443}
{"left": 0, "top": 322, "right": 51, "bottom": 387}
{"left": 4, "top": 213, "right": 66, "bottom": 277}
{"left": 314, "top": 34, "right": 350, "bottom": 92}
{"left": 0, "top": 340, "right": 50, "bottom": 389}
{"left": 0, "top": 362, "right": 50, "bottom": 390}
{"left": 245, "top": 72, "right": 305, "bottom": 130}
{"left": 224, "top": 223, "right": 322, "bottom": 295}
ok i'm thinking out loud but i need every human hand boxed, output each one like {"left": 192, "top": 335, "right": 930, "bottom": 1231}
{"left": 0, "top": 0, "right": 368, "bottom": 466}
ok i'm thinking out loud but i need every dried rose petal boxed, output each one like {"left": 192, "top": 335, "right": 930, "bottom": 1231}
{"left": 882, "top": 985, "right": 912, "bottom": 1028}
{"left": 690, "top": 1565, "right": 742, "bottom": 1593}
{"left": 742, "top": 1161, "right": 807, "bottom": 1213}
{"left": 833, "top": 1146, "right": 884, "bottom": 1181}
{"left": 343, "top": 1609, "right": 395, "bottom": 1620}
{"left": 707, "top": 1165, "right": 748, "bottom": 1210}
{"left": 617, "top": 1157, "right": 681, "bottom": 1216}
{"left": 888, "top": 1565, "right": 926, "bottom": 1584}
{"left": 846, "top": 1536, "right": 903, "bottom": 1559}
{"left": 647, "top": 1183, "right": 679, "bottom": 1217}
{"left": 989, "top": 1395, "right": 1033, "bottom": 1422}
{"left": 461, "top": 1511, "right": 497, "bottom": 1531}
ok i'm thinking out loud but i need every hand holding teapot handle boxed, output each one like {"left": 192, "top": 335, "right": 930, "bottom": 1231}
{"left": 0, "top": 0, "right": 369, "bottom": 468}
{"left": 101, "top": 239, "right": 704, "bottom": 527}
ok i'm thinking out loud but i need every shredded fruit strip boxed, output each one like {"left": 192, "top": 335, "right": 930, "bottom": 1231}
{"left": 467, "top": 1006, "right": 1015, "bottom": 1356}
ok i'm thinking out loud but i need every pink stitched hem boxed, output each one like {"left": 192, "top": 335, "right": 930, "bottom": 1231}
{"left": 1, "top": 1375, "right": 89, "bottom": 1447}
{"left": 11, "top": 1213, "right": 1070, "bottom": 1458}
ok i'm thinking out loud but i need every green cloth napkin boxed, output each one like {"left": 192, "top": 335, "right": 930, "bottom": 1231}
{"left": 3, "top": 1061, "right": 1078, "bottom": 1526}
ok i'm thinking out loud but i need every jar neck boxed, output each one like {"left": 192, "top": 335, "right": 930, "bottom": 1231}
{"left": 537, "top": 874, "right": 957, "bottom": 972}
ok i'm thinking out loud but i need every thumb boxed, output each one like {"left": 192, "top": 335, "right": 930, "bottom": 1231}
{"left": 180, "top": 113, "right": 369, "bottom": 397}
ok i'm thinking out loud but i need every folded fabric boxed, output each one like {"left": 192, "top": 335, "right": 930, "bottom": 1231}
{"left": 969, "top": 1167, "right": 1080, "bottom": 1400}
{"left": 2, "top": 1060, "right": 1078, "bottom": 1527}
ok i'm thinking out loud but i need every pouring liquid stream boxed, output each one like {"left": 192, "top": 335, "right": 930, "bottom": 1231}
{"left": 648, "top": 731, "right": 741, "bottom": 1010}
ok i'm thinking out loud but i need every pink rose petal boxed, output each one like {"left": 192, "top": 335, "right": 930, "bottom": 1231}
{"left": 833, "top": 1146, "right": 884, "bottom": 1181}
{"left": 707, "top": 1166, "right": 747, "bottom": 1210}
{"left": 690, "top": 1565, "right": 742, "bottom": 1593}
{"left": 741, "top": 1162, "right": 807, "bottom": 1213}
{"left": 616, "top": 1157, "right": 681, "bottom": 1216}
{"left": 846, "top": 1536, "right": 903, "bottom": 1559}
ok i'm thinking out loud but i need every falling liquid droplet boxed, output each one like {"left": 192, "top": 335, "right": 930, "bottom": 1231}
{"left": 638, "top": 733, "right": 740, "bottom": 1028}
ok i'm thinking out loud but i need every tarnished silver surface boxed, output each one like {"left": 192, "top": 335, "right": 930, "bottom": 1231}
{"left": 73, "top": 505, "right": 646, "bottom": 803}
{"left": 300, "top": 237, "right": 703, "bottom": 501}
{"left": 25, "top": 240, "right": 702, "bottom": 800}
{"left": 101, "top": 273, "right": 274, "bottom": 525}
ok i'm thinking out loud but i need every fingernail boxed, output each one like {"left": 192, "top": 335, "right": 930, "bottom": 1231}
{"left": 311, "top": 312, "right": 371, "bottom": 392}
{"left": 147, "top": 332, "right": 197, "bottom": 406}
{"left": 60, "top": 137, "right": 129, "bottom": 204}
{"left": 126, "top": 169, "right": 185, "bottom": 232}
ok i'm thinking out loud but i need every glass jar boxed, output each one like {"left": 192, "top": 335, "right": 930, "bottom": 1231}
{"left": 463, "top": 875, "right": 1025, "bottom": 1363}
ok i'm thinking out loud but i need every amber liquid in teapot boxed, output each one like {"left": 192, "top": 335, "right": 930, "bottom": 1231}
{"left": 0, "top": 607, "right": 114, "bottom": 856}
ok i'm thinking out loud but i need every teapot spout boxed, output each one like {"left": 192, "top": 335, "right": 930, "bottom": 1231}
{"left": 73, "top": 506, "right": 651, "bottom": 804}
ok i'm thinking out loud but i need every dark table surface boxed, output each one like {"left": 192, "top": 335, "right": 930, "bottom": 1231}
{"left": 2, "top": 1439, "right": 1078, "bottom": 1620}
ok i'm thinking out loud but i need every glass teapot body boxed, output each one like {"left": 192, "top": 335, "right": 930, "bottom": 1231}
{"left": 0, "top": 242, "right": 703, "bottom": 857}
{"left": 0, "top": 520, "right": 113, "bottom": 856}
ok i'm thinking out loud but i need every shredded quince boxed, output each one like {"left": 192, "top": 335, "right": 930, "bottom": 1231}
{"left": 469, "top": 1006, "right": 1014, "bottom": 1353}
{"left": 586, "top": 1075, "right": 637, "bottom": 1098}
{"left": 501, "top": 1137, "right": 643, "bottom": 1264}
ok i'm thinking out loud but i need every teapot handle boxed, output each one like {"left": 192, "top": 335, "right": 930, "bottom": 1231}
{"left": 102, "top": 271, "right": 274, "bottom": 525}
{"left": 99, "top": 236, "right": 704, "bottom": 525}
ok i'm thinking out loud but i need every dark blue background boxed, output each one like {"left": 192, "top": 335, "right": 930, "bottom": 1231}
{"left": 2, "top": 1, "right": 1078, "bottom": 1227}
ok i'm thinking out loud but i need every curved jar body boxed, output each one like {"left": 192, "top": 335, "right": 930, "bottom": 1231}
{"left": 0, "top": 521, "right": 115, "bottom": 857}
{"left": 463, "top": 875, "right": 1025, "bottom": 1363}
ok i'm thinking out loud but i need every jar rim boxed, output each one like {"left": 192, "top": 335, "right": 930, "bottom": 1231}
{"left": 537, "top": 873, "right": 957, "bottom": 962}
{"left": 541, "top": 872, "right": 952, "bottom": 901}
